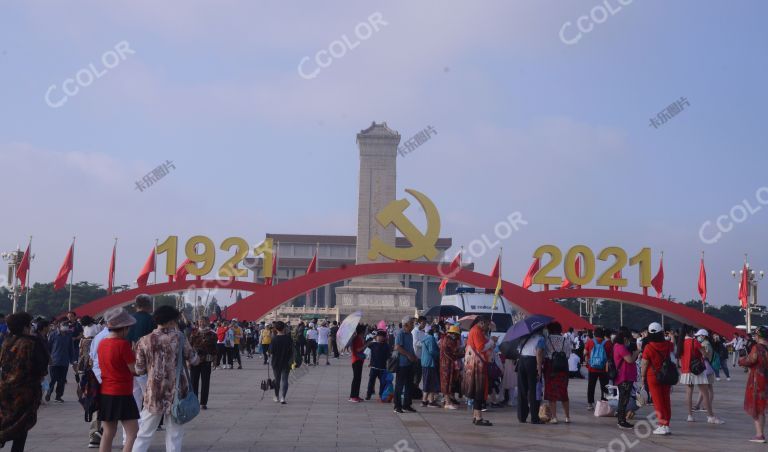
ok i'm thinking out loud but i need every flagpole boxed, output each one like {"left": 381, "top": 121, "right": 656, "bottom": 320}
{"left": 112, "top": 237, "right": 118, "bottom": 295}
{"left": 68, "top": 236, "right": 76, "bottom": 312}
{"left": 315, "top": 242, "right": 319, "bottom": 308}
{"left": 274, "top": 241, "right": 280, "bottom": 286}
{"left": 492, "top": 248, "right": 502, "bottom": 313}
{"left": 701, "top": 251, "right": 705, "bottom": 313}
{"left": 24, "top": 236, "right": 32, "bottom": 312}
{"left": 153, "top": 238, "right": 158, "bottom": 310}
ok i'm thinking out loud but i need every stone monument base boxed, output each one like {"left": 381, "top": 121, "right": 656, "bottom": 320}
{"left": 335, "top": 284, "right": 417, "bottom": 324}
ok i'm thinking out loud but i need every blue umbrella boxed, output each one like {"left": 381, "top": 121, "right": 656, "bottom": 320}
{"left": 502, "top": 314, "right": 553, "bottom": 343}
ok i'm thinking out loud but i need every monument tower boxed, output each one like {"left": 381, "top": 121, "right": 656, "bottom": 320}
{"left": 335, "top": 122, "right": 417, "bottom": 322}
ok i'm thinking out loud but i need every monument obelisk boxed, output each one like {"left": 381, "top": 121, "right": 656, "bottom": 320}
{"left": 335, "top": 122, "right": 417, "bottom": 322}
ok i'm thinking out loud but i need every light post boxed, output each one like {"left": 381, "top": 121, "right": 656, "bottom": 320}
{"left": 732, "top": 257, "right": 764, "bottom": 332}
{"left": 1, "top": 247, "right": 23, "bottom": 314}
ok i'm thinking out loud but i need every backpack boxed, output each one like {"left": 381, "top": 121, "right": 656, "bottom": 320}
{"left": 651, "top": 347, "right": 679, "bottom": 386}
{"left": 549, "top": 337, "right": 569, "bottom": 373}
{"left": 589, "top": 339, "right": 607, "bottom": 370}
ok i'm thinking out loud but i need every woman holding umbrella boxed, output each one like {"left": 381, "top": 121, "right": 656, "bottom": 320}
{"left": 462, "top": 316, "right": 496, "bottom": 426}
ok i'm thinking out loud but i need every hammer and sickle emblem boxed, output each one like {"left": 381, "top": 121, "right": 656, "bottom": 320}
{"left": 368, "top": 188, "right": 441, "bottom": 261}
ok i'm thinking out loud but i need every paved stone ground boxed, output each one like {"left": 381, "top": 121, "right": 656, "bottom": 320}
{"left": 23, "top": 354, "right": 767, "bottom": 451}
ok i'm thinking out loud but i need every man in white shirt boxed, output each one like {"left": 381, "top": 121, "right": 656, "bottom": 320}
{"left": 305, "top": 323, "right": 319, "bottom": 366}
{"left": 316, "top": 321, "right": 331, "bottom": 365}
{"left": 726, "top": 333, "right": 745, "bottom": 367}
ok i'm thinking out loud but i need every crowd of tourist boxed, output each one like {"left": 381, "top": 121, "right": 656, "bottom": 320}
{"left": 341, "top": 314, "right": 768, "bottom": 443}
{"left": 2, "top": 295, "right": 768, "bottom": 450}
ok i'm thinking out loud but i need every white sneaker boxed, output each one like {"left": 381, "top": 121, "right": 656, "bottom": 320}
{"left": 707, "top": 416, "right": 725, "bottom": 425}
{"left": 686, "top": 415, "right": 695, "bottom": 422}
{"left": 273, "top": 396, "right": 279, "bottom": 403}
{"left": 663, "top": 425, "right": 671, "bottom": 435}
{"left": 727, "top": 378, "right": 731, "bottom": 381}
{"left": 653, "top": 426, "right": 667, "bottom": 435}
{"left": 716, "top": 378, "right": 721, "bottom": 382}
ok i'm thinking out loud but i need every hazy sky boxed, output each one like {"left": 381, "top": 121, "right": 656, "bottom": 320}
{"left": 2, "top": 1, "right": 767, "bottom": 307}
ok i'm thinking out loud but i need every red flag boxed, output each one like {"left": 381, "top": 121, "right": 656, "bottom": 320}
{"left": 561, "top": 255, "right": 581, "bottom": 289}
{"left": 175, "top": 258, "right": 191, "bottom": 282}
{"left": 739, "top": 263, "right": 749, "bottom": 309}
{"left": 610, "top": 270, "right": 622, "bottom": 291}
{"left": 489, "top": 256, "right": 500, "bottom": 279}
{"left": 651, "top": 257, "right": 664, "bottom": 298}
{"left": 438, "top": 251, "right": 462, "bottom": 293}
{"left": 107, "top": 243, "right": 116, "bottom": 294}
{"left": 16, "top": 244, "right": 31, "bottom": 290}
{"left": 264, "top": 254, "right": 277, "bottom": 286}
{"left": 306, "top": 252, "right": 317, "bottom": 274}
{"left": 136, "top": 247, "right": 155, "bottom": 288}
{"left": 438, "top": 279, "right": 449, "bottom": 294}
{"left": 698, "top": 258, "right": 707, "bottom": 304}
{"left": 522, "top": 257, "right": 540, "bottom": 289}
{"left": 54, "top": 243, "right": 74, "bottom": 291}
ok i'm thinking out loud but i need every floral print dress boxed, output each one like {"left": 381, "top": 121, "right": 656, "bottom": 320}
{"left": 739, "top": 342, "right": 768, "bottom": 419}
{"left": 0, "top": 335, "right": 49, "bottom": 444}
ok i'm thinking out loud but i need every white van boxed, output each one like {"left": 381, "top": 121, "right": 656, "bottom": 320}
{"left": 441, "top": 288, "right": 516, "bottom": 334}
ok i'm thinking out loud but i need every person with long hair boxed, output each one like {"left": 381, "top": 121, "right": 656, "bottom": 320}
{"left": 463, "top": 316, "right": 496, "bottom": 426}
{"left": 0, "top": 312, "right": 49, "bottom": 452}
{"left": 640, "top": 322, "right": 674, "bottom": 435}
{"left": 613, "top": 330, "right": 640, "bottom": 429}
{"left": 739, "top": 325, "right": 768, "bottom": 442}
{"left": 544, "top": 322, "right": 572, "bottom": 424}
{"left": 677, "top": 325, "right": 724, "bottom": 424}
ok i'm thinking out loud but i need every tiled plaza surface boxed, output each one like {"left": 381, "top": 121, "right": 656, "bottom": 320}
{"left": 24, "top": 354, "right": 765, "bottom": 451}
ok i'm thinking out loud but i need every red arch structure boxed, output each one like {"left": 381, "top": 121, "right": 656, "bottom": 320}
{"left": 74, "top": 262, "right": 738, "bottom": 335}
{"left": 537, "top": 288, "right": 739, "bottom": 337}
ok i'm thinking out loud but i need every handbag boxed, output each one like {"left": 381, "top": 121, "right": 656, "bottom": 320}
{"left": 594, "top": 399, "right": 614, "bottom": 417}
{"left": 171, "top": 333, "right": 201, "bottom": 425}
{"left": 538, "top": 404, "right": 552, "bottom": 422}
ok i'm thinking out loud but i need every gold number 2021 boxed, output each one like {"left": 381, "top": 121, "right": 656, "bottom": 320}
{"left": 532, "top": 245, "right": 652, "bottom": 289}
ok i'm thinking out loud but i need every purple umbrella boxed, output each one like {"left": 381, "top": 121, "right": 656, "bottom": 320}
{"left": 502, "top": 314, "right": 553, "bottom": 343}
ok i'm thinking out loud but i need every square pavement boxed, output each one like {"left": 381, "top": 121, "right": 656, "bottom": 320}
{"left": 24, "top": 355, "right": 765, "bottom": 451}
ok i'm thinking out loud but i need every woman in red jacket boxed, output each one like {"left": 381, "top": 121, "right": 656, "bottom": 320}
{"left": 641, "top": 322, "right": 674, "bottom": 435}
